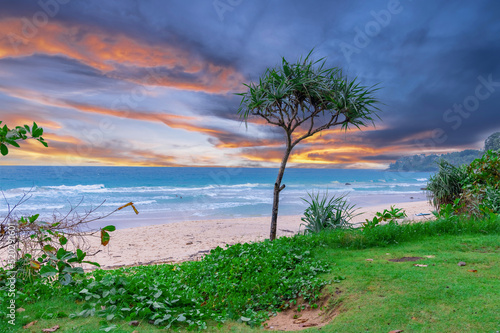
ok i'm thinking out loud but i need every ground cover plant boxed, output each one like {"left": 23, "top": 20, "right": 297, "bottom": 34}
{"left": 1, "top": 235, "right": 329, "bottom": 331}
{"left": 3, "top": 212, "right": 500, "bottom": 332}
{"left": 362, "top": 205, "right": 407, "bottom": 230}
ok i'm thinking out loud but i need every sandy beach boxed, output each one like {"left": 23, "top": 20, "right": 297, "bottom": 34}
{"left": 73, "top": 200, "right": 434, "bottom": 270}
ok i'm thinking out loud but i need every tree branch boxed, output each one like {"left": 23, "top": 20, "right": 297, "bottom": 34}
{"left": 291, "top": 112, "right": 348, "bottom": 148}
{"left": 254, "top": 111, "right": 282, "bottom": 126}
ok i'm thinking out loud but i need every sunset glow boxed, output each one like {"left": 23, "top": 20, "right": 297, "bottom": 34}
{"left": 1, "top": 1, "right": 498, "bottom": 168}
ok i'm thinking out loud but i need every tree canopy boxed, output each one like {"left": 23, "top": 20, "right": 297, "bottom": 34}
{"left": 389, "top": 132, "right": 500, "bottom": 171}
{"left": 238, "top": 52, "right": 380, "bottom": 148}
{"left": 388, "top": 150, "right": 483, "bottom": 172}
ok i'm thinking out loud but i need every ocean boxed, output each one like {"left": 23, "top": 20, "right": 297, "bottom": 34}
{"left": 0, "top": 166, "right": 431, "bottom": 229}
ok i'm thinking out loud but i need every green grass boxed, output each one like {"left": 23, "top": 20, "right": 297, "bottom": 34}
{"left": 2, "top": 215, "right": 500, "bottom": 332}
{"left": 319, "top": 233, "right": 500, "bottom": 332}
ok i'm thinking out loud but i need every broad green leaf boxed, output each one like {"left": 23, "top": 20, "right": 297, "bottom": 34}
{"left": 0, "top": 143, "right": 8, "bottom": 156}
{"left": 5, "top": 139, "right": 20, "bottom": 148}
{"left": 83, "top": 261, "right": 101, "bottom": 267}
{"left": 30, "top": 260, "right": 41, "bottom": 270}
{"left": 43, "top": 244, "right": 56, "bottom": 253}
{"left": 152, "top": 301, "right": 163, "bottom": 309}
{"left": 102, "top": 225, "right": 116, "bottom": 232}
{"left": 101, "top": 230, "right": 110, "bottom": 246}
{"left": 56, "top": 248, "right": 67, "bottom": 259}
{"left": 100, "top": 325, "right": 117, "bottom": 332}
{"left": 29, "top": 214, "right": 39, "bottom": 223}
{"left": 59, "top": 236, "right": 68, "bottom": 245}
{"left": 63, "top": 266, "right": 84, "bottom": 275}
{"left": 56, "top": 249, "right": 75, "bottom": 261}
{"left": 40, "top": 265, "right": 58, "bottom": 277}
{"left": 60, "top": 273, "right": 72, "bottom": 285}
{"left": 76, "top": 248, "right": 85, "bottom": 261}
{"left": 33, "top": 127, "right": 43, "bottom": 137}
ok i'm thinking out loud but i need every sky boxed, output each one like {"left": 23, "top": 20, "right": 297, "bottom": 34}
{"left": 0, "top": 0, "right": 499, "bottom": 168}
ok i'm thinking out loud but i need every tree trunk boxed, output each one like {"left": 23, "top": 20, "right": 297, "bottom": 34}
{"left": 269, "top": 146, "right": 292, "bottom": 241}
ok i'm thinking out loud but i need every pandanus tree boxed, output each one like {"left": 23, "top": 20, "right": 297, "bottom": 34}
{"left": 237, "top": 52, "right": 381, "bottom": 240}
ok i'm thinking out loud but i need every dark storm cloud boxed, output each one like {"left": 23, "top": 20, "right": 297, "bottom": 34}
{"left": 0, "top": 55, "right": 118, "bottom": 92}
{"left": 320, "top": 0, "right": 500, "bottom": 152}
{"left": 362, "top": 154, "right": 403, "bottom": 161}
{"left": 1, "top": 0, "right": 500, "bottom": 166}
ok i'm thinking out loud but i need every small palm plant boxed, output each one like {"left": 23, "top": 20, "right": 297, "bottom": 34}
{"left": 427, "top": 159, "right": 467, "bottom": 210}
{"left": 300, "top": 191, "right": 359, "bottom": 234}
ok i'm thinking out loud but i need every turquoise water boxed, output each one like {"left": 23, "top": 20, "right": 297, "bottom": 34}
{"left": 0, "top": 166, "right": 431, "bottom": 229}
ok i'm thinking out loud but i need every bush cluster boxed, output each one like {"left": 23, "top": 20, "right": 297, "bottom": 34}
{"left": 427, "top": 150, "right": 500, "bottom": 216}
{"left": 317, "top": 212, "right": 500, "bottom": 249}
{"left": 2, "top": 235, "right": 329, "bottom": 330}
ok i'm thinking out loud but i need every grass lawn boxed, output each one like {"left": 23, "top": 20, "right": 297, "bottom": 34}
{"left": 3, "top": 231, "right": 499, "bottom": 332}
{"left": 320, "top": 233, "right": 500, "bottom": 332}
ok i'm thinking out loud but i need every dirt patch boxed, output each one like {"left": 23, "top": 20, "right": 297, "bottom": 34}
{"left": 475, "top": 246, "right": 500, "bottom": 253}
{"left": 388, "top": 256, "right": 423, "bottom": 262}
{"left": 264, "top": 292, "right": 340, "bottom": 331}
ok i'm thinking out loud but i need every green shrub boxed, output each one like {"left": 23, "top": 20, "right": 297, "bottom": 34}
{"left": 24, "top": 235, "right": 330, "bottom": 330}
{"left": 362, "top": 206, "right": 407, "bottom": 230}
{"left": 321, "top": 212, "right": 500, "bottom": 249}
{"left": 427, "top": 150, "right": 500, "bottom": 216}
{"left": 461, "top": 150, "right": 500, "bottom": 216}
{"left": 465, "top": 150, "right": 500, "bottom": 189}
{"left": 427, "top": 160, "right": 467, "bottom": 210}
{"left": 481, "top": 186, "right": 500, "bottom": 213}
{"left": 301, "top": 191, "right": 359, "bottom": 233}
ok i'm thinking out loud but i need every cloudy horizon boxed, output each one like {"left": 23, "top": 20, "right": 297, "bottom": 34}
{"left": 1, "top": 0, "right": 499, "bottom": 168}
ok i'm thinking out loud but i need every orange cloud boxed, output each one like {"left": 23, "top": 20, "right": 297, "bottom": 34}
{"left": 0, "top": 111, "right": 61, "bottom": 130}
{"left": 61, "top": 100, "right": 232, "bottom": 136}
{"left": 2, "top": 119, "right": 60, "bottom": 132}
{"left": 215, "top": 138, "right": 281, "bottom": 149}
{"left": 0, "top": 84, "right": 230, "bottom": 137}
{"left": 2, "top": 131, "right": 179, "bottom": 167}
{"left": 238, "top": 143, "right": 399, "bottom": 167}
{"left": 0, "top": 19, "right": 244, "bottom": 93}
